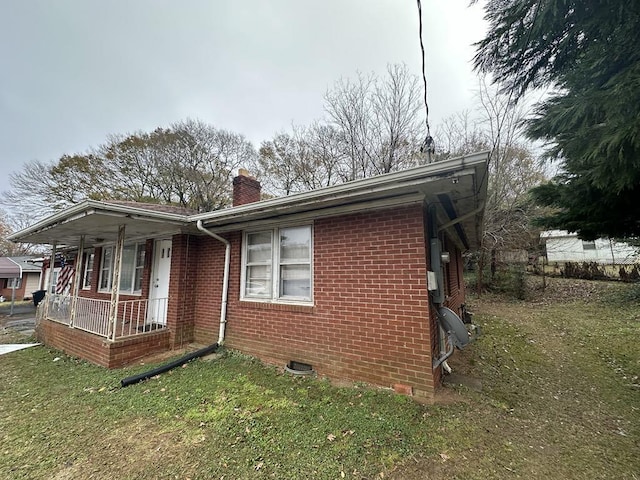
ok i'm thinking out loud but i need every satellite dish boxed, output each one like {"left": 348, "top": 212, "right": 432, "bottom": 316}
{"left": 437, "top": 307, "right": 471, "bottom": 348}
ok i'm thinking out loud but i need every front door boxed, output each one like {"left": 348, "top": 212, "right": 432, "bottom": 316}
{"left": 148, "top": 239, "right": 172, "bottom": 325}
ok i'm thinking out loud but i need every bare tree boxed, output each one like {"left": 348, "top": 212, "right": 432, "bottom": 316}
{"left": 4, "top": 160, "right": 66, "bottom": 220}
{"left": 257, "top": 122, "right": 347, "bottom": 196}
{"left": 0, "top": 209, "right": 42, "bottom": 255}
{"left": 433, "top": 79, "right": 546, "bottom": 291}
{"left": 324, "top": 63, "right": 423, "bottom": 180}
{"left": 476, "top": 79, "right": 546, "bottom": 289}
{"left": 163, "top": 119, "right": 255, "bottom": 211}
{"left": 256, "top": 131, "right": 304, "bottom": 196}
{"left": 434, "top": 110, "right": 489, "bottom": 159}
{"left": 297, "top": 122, "right": 344, "bottom": 190}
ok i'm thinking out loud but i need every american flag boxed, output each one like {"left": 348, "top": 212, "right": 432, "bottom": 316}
{"left": 55, "top": 264, "right": 75, "bottom": 294}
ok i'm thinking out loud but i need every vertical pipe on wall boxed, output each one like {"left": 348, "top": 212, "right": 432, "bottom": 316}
{"left": 196, "top": 220, "right": 230, "bottom": 345}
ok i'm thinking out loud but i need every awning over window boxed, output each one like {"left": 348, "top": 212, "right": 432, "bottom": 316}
{"left": 0, "top": 257, "right": 21, "bottom": 279}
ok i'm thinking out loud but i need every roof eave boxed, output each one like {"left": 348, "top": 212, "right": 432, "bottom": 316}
{"left": 193, "top": 151, "right": 489, "bottom": 226}
{"left": 8, "top": 199, "right": 191, "bottom": 243}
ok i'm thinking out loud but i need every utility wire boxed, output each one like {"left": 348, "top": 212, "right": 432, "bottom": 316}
{"left": 416, "top": 0, "right": 435, "bottom": 161}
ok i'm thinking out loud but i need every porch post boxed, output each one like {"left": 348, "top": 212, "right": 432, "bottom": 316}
{"left": 107, "top": 225, "right": 125, "bottom": 341}
{"left": 45, "top": 242, "right": 57, "bottom": 319}
{"left": 69, "top": 235, "right": 85, "bottom": 328}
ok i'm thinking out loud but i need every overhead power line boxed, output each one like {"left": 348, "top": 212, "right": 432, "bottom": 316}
{"left": 416, "top": 0, "right": 435, "bottom": 161}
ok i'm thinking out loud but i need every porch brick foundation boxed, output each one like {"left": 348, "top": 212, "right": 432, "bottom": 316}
{"left": 37, "top": 319, "right": 170, "bottom": 368}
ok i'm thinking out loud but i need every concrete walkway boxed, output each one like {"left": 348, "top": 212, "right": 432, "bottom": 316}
{"left": 0, "top": 343, "right": 40, "bottom": 356}
{"left": 1, "top": 313, "right": 38, "bottom": 356}
{"left": 3, "top": 317, "right": 37, "bottom": 335}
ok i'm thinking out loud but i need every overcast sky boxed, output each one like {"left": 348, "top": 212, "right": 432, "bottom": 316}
{"left": 0, "top": 0, "right": 487, "bottom": 196}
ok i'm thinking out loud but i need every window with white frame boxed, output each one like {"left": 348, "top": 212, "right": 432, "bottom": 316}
{"left": 82, "top": 251, "right": 94, "bottom": 289}
{"left": 242, "top": 225, "right": 312, "bottom": 303}
{"left": 6, "top": 278, "right": 22, "bottom": 289}
{"left": 49, "top": 269, "right": 59, "bottom": 293}
{"left": 98, "top": 243, "right": 145, "bottom": 294}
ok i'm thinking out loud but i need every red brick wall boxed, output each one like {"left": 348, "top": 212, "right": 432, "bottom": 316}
{"left": 1, "top": 278, "right": 27, "bottom": 301}
{"left": 192, "top": 204, "right": 438, "bottom": 400}
{"left": 191, "top": 233, "right": 230, "bottom": 343}
{"left": 167, "top": 234, "right": 199, "bottom": 348}
{"left": 443, "top": 237, "right": 465, "bottom": 315}
{"left": 37, "top": 318, "right": 169, "bottom": 368}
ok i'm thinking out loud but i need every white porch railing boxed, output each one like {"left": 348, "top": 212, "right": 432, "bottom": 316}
{"left": 118, "top": 297, "right": 168, "bottom": 338}
{"left": 75, "top": 296, "right": 111, "bottom": 337}
{"left": 46, "top": 294, "right": 72, "bottom": 325}
{"left": 44, "top": 294, "right": 168, "bottom": 340}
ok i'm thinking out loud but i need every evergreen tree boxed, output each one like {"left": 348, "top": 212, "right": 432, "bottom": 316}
{"left": 474, "top": 0, "right": 640, "bottom": 239}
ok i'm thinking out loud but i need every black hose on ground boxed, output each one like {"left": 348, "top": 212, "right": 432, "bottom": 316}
{"left": 120, "top": 343, "right": 219, "bottom": 388}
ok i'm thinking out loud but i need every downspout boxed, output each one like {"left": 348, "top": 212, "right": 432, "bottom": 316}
{"left": 196, "top": 220, "right": 230, "bottom": 345}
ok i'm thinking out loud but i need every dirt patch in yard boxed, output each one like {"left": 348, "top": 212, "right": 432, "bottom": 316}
{"left": 524, "top": 275, "right": 623, "bottom": 304}
{"left": 49, "top": 418, "right": 194, "bottom": 480}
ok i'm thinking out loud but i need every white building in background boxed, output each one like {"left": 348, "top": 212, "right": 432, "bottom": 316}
{"left": 541, "top": 230, "right": 639, "bottom": 265}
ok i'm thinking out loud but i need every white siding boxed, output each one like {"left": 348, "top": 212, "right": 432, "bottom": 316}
{"left": 544, "top": 233, "right": 639, "bottom": 264}
{"left": 23, "top": 272, "right": 42, "bottom": 296}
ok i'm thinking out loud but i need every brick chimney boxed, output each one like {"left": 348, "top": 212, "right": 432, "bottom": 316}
{"left": 232, "top": 168, "right": 261, "bottom": 206}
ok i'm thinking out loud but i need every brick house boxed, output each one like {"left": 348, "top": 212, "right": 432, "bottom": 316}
{"left": 0, "top": 256, "right": 43, "bottom": 302}
{"left": 9, "top": 153, "right": 487, "bottom": 400}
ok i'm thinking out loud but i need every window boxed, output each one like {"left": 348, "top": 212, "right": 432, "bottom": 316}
{"left": 6, "top": 278, "right": 22, "bottom": 289}
{"left": 98, "top": 243, "right": 146, "bottom": 294}
{"left": 242, "top": 225, "right": 312, "bottom": 303}
{"left": 82, "top": 251, "right": 94, "bottom": 289}
{"left": 582, "top": 240, "right": 596, "bottom": 250}
{"left": 99, "top": 248, "right": 112, "bottom": 291}
{"left": 49, "top": 269, "right": 59, "bottom": 293}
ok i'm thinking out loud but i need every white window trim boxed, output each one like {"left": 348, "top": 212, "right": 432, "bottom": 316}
{"left": 7, "top": 277, "right": 22, "bottom": 289}
{"left": 49, "top": 268, "right": 59, "bottom": 293}
{"left": 240, "top": 225, "right": 313, "bottom": 305}
{"left": 98, "top": 242, "right": 145, "bottom": 295}
{"left": 82, "top": 250, "right": 94, "bottom": 290}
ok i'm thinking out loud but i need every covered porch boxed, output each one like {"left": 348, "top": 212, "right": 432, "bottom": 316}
{"left": 10, "top": 200, "right": 196, "bottom": 367}
{"left": 43, "top": 293, "right": 168, "bottom": 340}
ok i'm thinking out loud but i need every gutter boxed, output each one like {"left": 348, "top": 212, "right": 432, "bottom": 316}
{"left": 191, "top": 151, "right": 489, "bottom": 224}
{"left": 196, "top": 220, "right": 231, "bottom": 345}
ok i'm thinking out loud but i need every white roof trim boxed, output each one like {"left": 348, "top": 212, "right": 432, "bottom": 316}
{"left": 9, "top": 152, "right": 489, "bottom": 245}
{"left": 193, "top": 152, "right": 488, "bottom": 224}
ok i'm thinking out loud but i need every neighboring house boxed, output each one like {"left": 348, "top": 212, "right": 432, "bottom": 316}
{"left": 541, "top": 230, "right": 639, "bottom": 265}
{"left": 0, "top": 256, "right": 43, "bottom": 301}
{"left": 9, "top": 153, "right": 488, "bottom": 401}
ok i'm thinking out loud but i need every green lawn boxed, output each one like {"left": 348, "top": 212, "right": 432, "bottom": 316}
{"left": 1, "top": 277, "right": 638, "bottom": 479}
